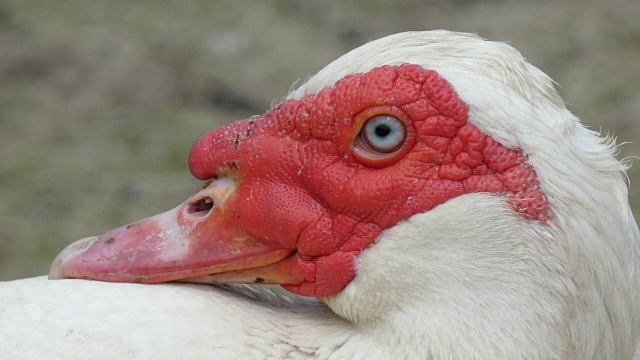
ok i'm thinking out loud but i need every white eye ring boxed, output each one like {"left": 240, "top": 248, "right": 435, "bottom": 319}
{"left": 360, "top": 115, "right": 406, "bottom": 153}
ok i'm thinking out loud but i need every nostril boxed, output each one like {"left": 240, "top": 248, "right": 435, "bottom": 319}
{"left": 186, "top": 197, "right": 214, "bottom": 216}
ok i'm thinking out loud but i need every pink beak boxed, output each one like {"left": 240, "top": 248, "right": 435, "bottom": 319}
{"left": 49, "top": 177, "right": 310, "bottom": 286}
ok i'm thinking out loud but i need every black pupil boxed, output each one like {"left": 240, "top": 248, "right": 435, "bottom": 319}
{"left": 375, "top": 124, "right": 391, "bottom": 137}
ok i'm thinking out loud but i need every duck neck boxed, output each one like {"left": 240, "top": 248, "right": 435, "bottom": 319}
{"left": 322, "top": 194, "right": 575, "bottom": 359}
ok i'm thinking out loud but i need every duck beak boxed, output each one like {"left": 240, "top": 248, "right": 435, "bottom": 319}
{"left": 49, "top": 177, "right": 309, "bottom": 286}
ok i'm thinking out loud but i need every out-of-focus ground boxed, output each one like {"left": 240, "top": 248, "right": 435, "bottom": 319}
{"left": 1, "top": 0, "right": 639, "bottom": 280}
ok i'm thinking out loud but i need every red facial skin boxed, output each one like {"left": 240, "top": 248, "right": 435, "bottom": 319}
{"left": 52, "top": 64, "right": 548, "bottom": 297}
{"left": 188, "top": 64, "right": 549, "bottom": 297}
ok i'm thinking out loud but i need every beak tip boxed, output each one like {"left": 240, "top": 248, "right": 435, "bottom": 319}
{"left": 48, "top": 236, "right": 100, "bottom": 280}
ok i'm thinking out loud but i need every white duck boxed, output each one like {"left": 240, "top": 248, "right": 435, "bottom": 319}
{"left": 1, "top": 30, "right": 639, "bottom": 360}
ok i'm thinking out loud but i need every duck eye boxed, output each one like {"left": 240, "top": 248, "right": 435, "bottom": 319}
{"left": 360, "top": 115, "right": 406, "bottom": 153}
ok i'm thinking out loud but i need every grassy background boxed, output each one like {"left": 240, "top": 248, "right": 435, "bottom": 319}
{"left": 1, "top": 0, "right": 639, "bottom": 280}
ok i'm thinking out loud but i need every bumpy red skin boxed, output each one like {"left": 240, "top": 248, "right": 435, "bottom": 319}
{"left": 189, "top": 64, "right": 549, "bottom": 297}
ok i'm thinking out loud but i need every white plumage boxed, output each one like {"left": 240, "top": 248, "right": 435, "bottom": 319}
{"left": 1, "top": 31, "right": 639, "bottom": 359}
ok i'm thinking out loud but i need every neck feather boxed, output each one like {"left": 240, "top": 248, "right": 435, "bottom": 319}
{"left": 322, "top": 192, "right": 638, "bottom": 359}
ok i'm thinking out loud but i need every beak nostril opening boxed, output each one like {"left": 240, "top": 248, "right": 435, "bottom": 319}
{"left": 186, "top": 197, "right": 214, "bottom": 216}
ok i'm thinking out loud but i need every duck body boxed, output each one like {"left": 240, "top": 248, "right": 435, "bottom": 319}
{"left": 2, "top": 30, "right": 640, "bottom": 359}
{"left": 0, "top": 277, "right": 351, "bottom": 360}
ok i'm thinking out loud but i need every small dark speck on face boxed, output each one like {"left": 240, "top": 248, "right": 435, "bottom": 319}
{"left": 234, "top": 133, "right": 241, "bottom": 151}
{"left": 105, "top": 237, "right": 116, "bottom": 245}
{"left": 126, "top": 223, "right": 136, "bottom": 230}
{"left": 254, "top": 277, "right": 265, "bottom": 283}
{"left": 133, "top": 277, "right": 147, "bottom": 284}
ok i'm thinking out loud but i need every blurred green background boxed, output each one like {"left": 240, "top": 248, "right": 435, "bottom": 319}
{"left": 1, "top": 0, "right": 639, "bottom": 280}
